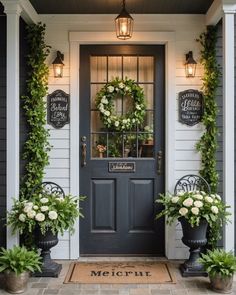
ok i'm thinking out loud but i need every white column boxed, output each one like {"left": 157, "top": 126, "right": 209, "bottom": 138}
{"left": 222, "top": 11, "right": 235, "bottom": 252}
{"left": 3, "top": 1, "right": 22, "bottom": 248}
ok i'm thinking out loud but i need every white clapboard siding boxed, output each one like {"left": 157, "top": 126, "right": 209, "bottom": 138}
{"left": 41, "top": 14, "right": 206, "bottom": 260}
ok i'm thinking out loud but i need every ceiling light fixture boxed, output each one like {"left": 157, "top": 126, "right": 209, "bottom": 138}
{"left": 115, "top": 0, "right": 134, "bottom": 40}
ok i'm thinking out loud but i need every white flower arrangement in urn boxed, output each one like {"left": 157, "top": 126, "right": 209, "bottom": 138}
{"left": 7, "top": 192, "right": 85, "bottom": 236}
{"left": 156, "top": 191, "right": 230, "bottom": 243}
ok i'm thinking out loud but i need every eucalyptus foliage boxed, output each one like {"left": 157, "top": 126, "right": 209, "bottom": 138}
{"left": 196, "top": 26, "right": 221, "bottom": 194}
{"left": 21, "top": 23, "right": 51, "bottom": 197}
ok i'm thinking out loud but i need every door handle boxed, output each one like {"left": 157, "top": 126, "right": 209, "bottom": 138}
{"left": 157, "top": 151, "right": 163, "bottom": 175}
{"left": 81, "top": 142, "right": 87, "bottom": 167}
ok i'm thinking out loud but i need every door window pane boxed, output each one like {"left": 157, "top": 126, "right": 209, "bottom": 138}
{"left": 123, "top": 56, "right": 137, "bottom": 81}
{"left": 139, "top": 56, "right": 154, "bottom": 82}
{"left": 108, "top": 57, "right": 122, "bottom": 80}
{"left": 91, "top": 57, "right": 107, "bottom": 83}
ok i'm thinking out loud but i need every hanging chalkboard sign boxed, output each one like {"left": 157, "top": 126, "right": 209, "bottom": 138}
{"left": 47, "top": 90, "right": 70, "bottom": 129}
{"left": 179, "top": 89, "right": 203, "bottom": 126}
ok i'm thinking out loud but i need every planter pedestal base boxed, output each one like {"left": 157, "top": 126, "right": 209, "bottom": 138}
{"left": 180, "top": 263, "right": 208, "bottom": 277}
{"left": 33, "top": 251, "right": 62, "bottom": 278}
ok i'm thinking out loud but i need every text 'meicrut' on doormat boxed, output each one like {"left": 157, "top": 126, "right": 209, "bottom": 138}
{"left": 64, "top": 262, "right": 176, "bottom": 284}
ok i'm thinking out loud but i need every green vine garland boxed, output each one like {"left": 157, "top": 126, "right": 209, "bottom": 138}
{"left": 196, "top": 26, "right": 221, "bottom": 248}
{"left": 20, "top": 23, "right": 51, "bottom": 197}
{"left": 95, "top": 78, "right": 146, "bottom": 131}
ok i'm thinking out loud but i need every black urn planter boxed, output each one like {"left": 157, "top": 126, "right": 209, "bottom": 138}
{"left": 179, "top": 217, "right": 208, "bottom": 277}
{"left": 34, "top": 227, "right": 62, "bottom": 277}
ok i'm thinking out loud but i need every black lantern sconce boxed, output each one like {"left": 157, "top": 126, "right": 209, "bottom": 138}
{"left": 115, "top": 0, "right": 134, "bottom": 40}
{"left": 52, "top": 51, "right": 64, "bottom": 78}
{"left": 185, "top": 51, "right": 197, "bottom": 78}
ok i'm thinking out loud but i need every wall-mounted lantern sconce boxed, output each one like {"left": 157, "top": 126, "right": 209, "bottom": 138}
{"left": 115, "top": 0, "right": 134, "bottom": 40}
{"left": 52, "top": 51, "right": 64, "bottom": 78}
{"left": 185, "top": 51, "right": 197, "bottom": 78}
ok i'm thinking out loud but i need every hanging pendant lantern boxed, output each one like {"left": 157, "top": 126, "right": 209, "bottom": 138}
{"left": 115, "top": 0, "right": 134, "bottom": 40}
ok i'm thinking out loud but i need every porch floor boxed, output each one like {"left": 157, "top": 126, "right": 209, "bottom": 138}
{"left": 0, "top": 257, "right": 235, "bottom": 295}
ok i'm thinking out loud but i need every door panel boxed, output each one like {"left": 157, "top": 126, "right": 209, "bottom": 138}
{"left": 80, "top": 45, "right": 165, "bottom": 255}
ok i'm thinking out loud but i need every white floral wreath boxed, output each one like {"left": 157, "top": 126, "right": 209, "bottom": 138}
{"left": 95, "top": 77, "right": 146, "bottom": 131}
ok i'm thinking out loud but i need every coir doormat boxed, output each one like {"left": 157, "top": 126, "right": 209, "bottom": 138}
{"left": 64, "top": 262, "right": 176, "bottom": 284}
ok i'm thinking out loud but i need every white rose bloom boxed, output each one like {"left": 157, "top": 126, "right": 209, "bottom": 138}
{"left": 215, "top": 194, "right": 221, "bottom": 200}
{"left": 33, "top": 205, "right": 39, "bottom": 210}
{"left": 171, "top": 196, "right": 179, "bottom": 203}
{"left": 125, "top": 86, "right": 130, "bottom": 91}
{"left": 24, "top": 202, "right": 33, "bottom": 208}
{"left": 122, "top": 119, "right": 127, "bottom": 124}
{"left": 136, "top": 104, "right": 141, "bottom": 110}
{"left": 194, "top": 200, "right": 203, "bottom": 208}
{"left": 179, "top": 208, "right": 188, "bottom": 216}
{"left": 194, "top": 194, "right": 203, "bottom": 200}
{"left": 115, "top": 121, "right": 119, "bottom": 127}
{"left": 105, "top": 110, "right": 110, "bottom": 116}
{"left": 48, "top": 211, "right": 58, "bottom": 220}
{"left": 132, "top": 118, "right": 136, "bottom": 123}
{"left": 40, "top": 206, "right": 49, "bottom": 212}
{"left": 183, "top": 197, "right": 194, "bottom": 207}
{"left": 23, "top": 206, "right": 32, "bottom": 213}
{"left": 191, "top": 207, "right": 199, "bottom": 215}
{"left": 177, "top": 191, "right": 185, "bottom": 196}
{"left": 35, "top": 213, "right": 45, "bottom": 222}
{"left": 40, "top": 198, "right": 49, "bottom": 204}
{"left": 211, "top": 206, "right": 219, "bottom": 214}
{"left": 27, "top": 210, "right": 36, "bottom": 219}
{"left": 19, "top": 213, "right": 26, "bottom": 222}
{"left": 119, "top": 82, "right": 125, "bottom": 89}
{"left": 205, "top": 196, "right": 213, "bottom": 203}
{"left": 108, "top": 86, "right": 114, "bottom": 93}
{"left": 101, "top": 97, "right": 108, "bottom": 104}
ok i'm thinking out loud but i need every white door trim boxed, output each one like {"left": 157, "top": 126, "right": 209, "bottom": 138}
{"left": 69, "top": 31, "right": 176, "bottom": 259}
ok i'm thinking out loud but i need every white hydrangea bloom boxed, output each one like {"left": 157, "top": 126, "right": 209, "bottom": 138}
{"left": 191, "top": 207, "right": 199, "bottom": 215}
{"left": 19, "top": 213, "right": 26, "bottom": 222}
{"left": 40, "top": 206, "right": 49, "bottom": 212}
{"left": 27, "top": 210, "right": 36, "bottom": 219}
{"left": 193, "top": 200, "right": 203, "bottom": 208}
{"left": 171, "top": 196, "right": 179, "bottom": 203}
{"left": 35, "top": 213, "right": 45, "bottom": 222}
{"left": 119, "top": 82, "right": 125, "bottom": 89}
{"left": 179, "top": 207, "right": 188, "bottom": 216}
{"left": 211, "top": 206, "right": 219, "bottom": 214}
{"left": 40, "top": 198, "right": 49, "bottom": 204}
{"left": 48, "top": 211, "right": 58, "bottom": 220}
{"left": 183, "top": 197, "right": 194, "bottom": 207}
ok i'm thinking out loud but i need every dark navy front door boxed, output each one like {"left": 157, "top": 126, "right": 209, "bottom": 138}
{"left": 80, "top": 45, "right": 165, "bottom": 255}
